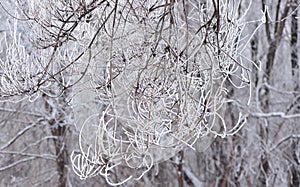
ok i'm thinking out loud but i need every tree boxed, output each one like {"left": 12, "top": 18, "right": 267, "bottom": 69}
{"left": 1, "top": 0, "right": 299, "bottom": 186}
{"left": 1, "top": 0, "right": 251, "bottom": 185}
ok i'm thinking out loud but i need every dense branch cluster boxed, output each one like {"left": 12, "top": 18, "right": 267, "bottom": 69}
{"left": 0, "top": 0, "right": 252, "bottom": 185}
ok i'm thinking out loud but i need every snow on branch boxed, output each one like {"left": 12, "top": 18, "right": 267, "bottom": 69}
{"left": 0, "top": 122, "right": 38, "bottom": 150}
{"left": 183, "top": 166, "right": 205, "bottom": 187}
{"left": 250, "top": 112, "right": 300, "bottom": 119}
{"left": 0, "top": 157, "right": 36, "bottom": 172}
{"left": 1, "top": 0, "right": 255, "bottom": 184}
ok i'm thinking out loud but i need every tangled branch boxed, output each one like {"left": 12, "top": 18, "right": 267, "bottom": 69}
{"left": 1, "top": 0, "right": 253, "bottom": 184}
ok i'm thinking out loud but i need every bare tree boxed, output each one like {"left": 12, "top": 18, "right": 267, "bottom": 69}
{"left": 2, "top": 0, "right": 300, "bottom": 187}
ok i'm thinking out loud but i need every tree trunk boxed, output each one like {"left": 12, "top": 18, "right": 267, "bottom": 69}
{"left": 176, "top": 150, "right": 184, "bottom": 187}
{"left": 44, "top": 92, "right": 70, "bottom": 187}
{"left": 289, "top": 1, "right": 300, "bottom": 186}
{"left": 290, "top": 0, "right": 299, "bottom": 92}
{"left": 258, "top": 2, "right": 290, "bottom": 186}
{"left": 50, "top": 120, "right": 68, "bottom": 187}
{"left": 251, "top": 32, "right": 259, "bottom": 87}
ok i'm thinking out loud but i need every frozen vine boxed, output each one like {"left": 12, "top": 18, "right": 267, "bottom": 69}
{"left": 0, "top": 0, "right": 254, "bottom": 185}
